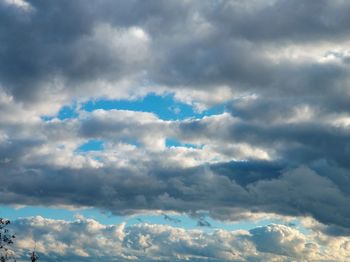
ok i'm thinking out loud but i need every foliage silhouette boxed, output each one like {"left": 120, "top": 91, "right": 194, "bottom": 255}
{"left": 30, "top": 251, "right": 38, "bottom": 262}
{"left": 0, "top": 218, "right": 16, "bottom": 262}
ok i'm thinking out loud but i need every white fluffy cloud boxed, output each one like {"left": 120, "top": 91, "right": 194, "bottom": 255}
{"left": 8, "top": 216, "right": 349, "bottom": 262}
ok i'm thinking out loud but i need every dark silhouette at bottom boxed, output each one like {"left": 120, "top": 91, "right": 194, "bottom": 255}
{"left": 30, "top": 252, "right": 38, "bottom": 262}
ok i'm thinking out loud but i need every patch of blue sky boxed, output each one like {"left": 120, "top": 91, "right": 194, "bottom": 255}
{"left": 41, "top": 104, "right": 79, "bottom": 122}
{"left": 82, "top": 93, "right": 226, "bottom": 121}
{"left": 75, "top": 139, "right": 104, "bottom": 152}
{"left": 0, "top": 205, "right": 309, "bottom": 234}
{"left": 0, "top": 205, "right": 82, "bottom": 222}
{"left": 200, "top": 217, "right": 310, "bottom": 234}
{"left": 57, "top": 104, "right": 79, "bottom": 120}
{"left": 40, "top": 115, "right": 55, "bottom": 122}
{"left": 166, "top": 138, "right": 203, "bottom": 149}
{"left": 75, "top": 139, "right": 141, "bottom": 155}
{"left": 41, "top": 93, "right": 226, "bottom": 122}
{"left": 127, "top": 214, "right": 195, "bottom": 229}
{"left": 0, "top": 205, "right": 125, "bottom": 225}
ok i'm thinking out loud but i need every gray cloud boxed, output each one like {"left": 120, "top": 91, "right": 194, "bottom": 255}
{"left": 1, "top": 0, "right": 350, "bottom": 104}
{"left": 0, "top": 102, "right": 349, "bottom": 234}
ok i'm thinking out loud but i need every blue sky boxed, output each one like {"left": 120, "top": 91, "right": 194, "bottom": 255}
{"left": 82, "top": 93, "right": 227, "bottom": 121}
{"left": 1, "top": 205, "right": 307, "bottom": 234}
{"left": 44, "top": 93, "right": 227, "bottom": 122}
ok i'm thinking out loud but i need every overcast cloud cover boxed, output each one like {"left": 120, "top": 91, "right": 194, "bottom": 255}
{"left": 1, "top": 0, "right": 350, "bottom": 260}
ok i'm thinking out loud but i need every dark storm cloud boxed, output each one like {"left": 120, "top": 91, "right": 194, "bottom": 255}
{"left": 210, "top": 161, "right": 284, "bottom": 187}
{"left": 1, "top": 0, "right": 350, "bottom": 102}
{"left": 0, "top": 0, "right": 94, "bottom": 101}
{"left": 1, "top": 154, "right": 349, "bottom": 235}
{"left": 177, "top": 112, "right": 350, "bottom": 168}
{"left": 208, "top": 0, "right": 350, "bottom": 42}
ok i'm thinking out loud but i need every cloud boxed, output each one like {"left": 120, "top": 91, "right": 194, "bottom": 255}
{"left": 10, "top": 216, "right": 350, "bottom": 261}
{"left": 249, "top": 224, "right": 316, "bottom": 259}
{"left": 0, "top": 0, "right": 350, "bottom": 247}
{"left": 163, "top": 214, "right": 181, "bottom": 224}
{"left": 0, "top": 97, "right": 349, "bottom": 233}
{"left": 197, "top": 218, "right": 211, "bottom": 228}
{"left": 1, "top": 0, "right": 349, "bottom": 108}
{"left": 10, "top": 215, "right": 350, "bottom": 261}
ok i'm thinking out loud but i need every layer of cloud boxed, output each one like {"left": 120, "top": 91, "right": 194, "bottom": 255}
{"left": 8, "top": 216, "right": 350, "bottom": 262}
{"left": 0, "top": 94, "right": 349, "bottom": 233}
{"left": 1, "top": 0, "right": 350, "bottom": 109}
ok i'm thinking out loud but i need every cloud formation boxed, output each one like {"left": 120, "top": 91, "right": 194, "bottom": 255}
{"left": 1, "top": 1, "right": 350, "bottom": 256}
{"left": 11, "top": 216, "right": 350, "bottom": 261}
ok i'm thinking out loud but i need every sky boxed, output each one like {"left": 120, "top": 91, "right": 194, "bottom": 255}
{"left": 1, "top": 0, "right": 350, "bottom": 261}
